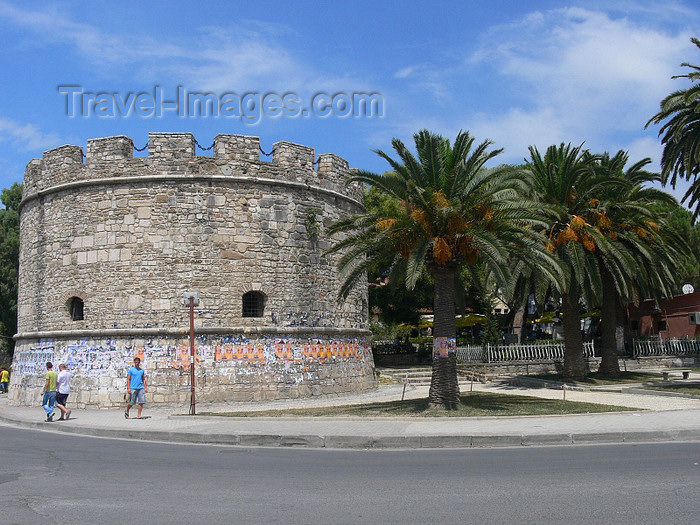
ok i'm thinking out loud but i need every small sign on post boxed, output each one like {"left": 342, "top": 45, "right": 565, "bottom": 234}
{"left": 183, "top": 291, "right": 200, "bottom": 307}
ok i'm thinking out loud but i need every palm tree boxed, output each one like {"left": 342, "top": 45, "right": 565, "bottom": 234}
{"left": 526, "top": 146, "right": 686, "bottom": 379}
{"left": 327, "top": 130, "right": 557, "bottom": 407}
{"left": 646, "top": 37, "right": 700, "bottom": 219}
{"left": 587, "top": 151, "right": 681, "bottom": 376}
{"left": 525, "top": 143, "right": 605, "bottom": 380}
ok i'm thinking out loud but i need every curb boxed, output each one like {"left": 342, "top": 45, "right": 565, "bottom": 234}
{"left": 2, "top": 410, "right": 699, "bottom": 449}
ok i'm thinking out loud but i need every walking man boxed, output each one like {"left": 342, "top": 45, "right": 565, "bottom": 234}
{"left": 0, "top": 366, "right": 9, "bottom": 393}
{"left": 40, "top": 362, "right": 58, "bottom": 422}
{"left": 125, "top": 357, "right": 147, "bottom": 419}
{"left": 55, "top": 364, "right": 72, "bottom": 420}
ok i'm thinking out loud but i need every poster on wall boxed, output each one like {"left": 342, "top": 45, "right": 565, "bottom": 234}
{"left": 433, "top": 337, "right": 456, "bottom": 359}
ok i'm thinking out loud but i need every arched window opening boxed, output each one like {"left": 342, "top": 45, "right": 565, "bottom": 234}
{"left": 68, "top": 297, "right": 84, "bottom": 321}
{"left": 242, "top": 291, "right": 265, "bottom": 318}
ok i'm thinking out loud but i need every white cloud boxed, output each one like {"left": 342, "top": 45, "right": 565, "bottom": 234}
{"left": 624, "top": 136, "right": 663, "bottom": 167}
{"left": 394, "top": 67, "right": 414, "bottom": 79}
{"left": 469, "top": 107, "right": 570, "bottom": 163}
{"left": 472, "top": 7, "right": 697, "bottom": 138}
{"left": 381, "top": 6, "right": 699, "bottom": 165}
{"left": 373, "top": 5, "right": 700, "bottom": 169}
{"left": 0, "top": 118, "right": 61, "bottom": 151}
{"left": 0, "top": 1, "right": 370, "bottom": 94}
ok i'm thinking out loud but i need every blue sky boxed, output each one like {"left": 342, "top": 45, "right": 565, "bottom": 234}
{"left": 1, "top": 0, "right": 699, "bottom": 202}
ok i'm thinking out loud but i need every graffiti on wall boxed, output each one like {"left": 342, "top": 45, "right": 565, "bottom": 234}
{"left": 12, "top": 336, "right": 372, "bottom": 378}
{"left": 213, "top": 338, "right": 366, "bottom": 364}
{"left": 13, "top": 340, "right": 56, "bottom": 375}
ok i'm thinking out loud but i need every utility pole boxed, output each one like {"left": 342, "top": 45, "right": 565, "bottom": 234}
{"left": 184, "top": 292, "right": 199, "bottom": 415}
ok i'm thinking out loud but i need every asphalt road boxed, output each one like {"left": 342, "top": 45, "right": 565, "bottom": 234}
{"left": 1, "top": 424, "right": 698, "bottom": 524}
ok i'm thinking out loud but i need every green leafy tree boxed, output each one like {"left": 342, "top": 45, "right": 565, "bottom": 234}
{"left": 327, "top": 129, "right": 556, "bottom": 407}
{"left": 480, "top": 310, "right": 500, "bottom": 347}
{"left": 646, "top": 37, "right": 700, "bottom": 219}
{"left": 0, "top": 183, "right": 22, "bottom": 356}
{"left": 458, "top": 261, "right": 499, "bottom": 315}
{"left": 525, "top": 143, "right": 604, "bottom": 379}
{"left": 505, "top": 259, "right": 555, "bottom": 343}
{"left": 525, "top": 146, "right": 686, "bottom": 379}
{"left": 364, "top": 186, "right": 434, "bottom": 325}
{"left": 663, "top": 204, "right": 700, "bottom": 289}
{"left": 586, "top": 152, "right": 683, "bottom": 376}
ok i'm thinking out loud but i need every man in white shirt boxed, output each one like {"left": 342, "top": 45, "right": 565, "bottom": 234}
{"left": 55, "top": 364, "right": 72, "bottom": 421}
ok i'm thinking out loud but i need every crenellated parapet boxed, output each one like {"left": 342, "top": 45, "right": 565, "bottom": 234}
{"left": 21, "top": 133, "right": 362, "bottom": 204}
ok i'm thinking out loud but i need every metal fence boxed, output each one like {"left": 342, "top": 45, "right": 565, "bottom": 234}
{"left": 632, "top": 338, "right": 700, "bottom": 358}
{"left": 455, "top": 341, "right": 596, "bottom": 363}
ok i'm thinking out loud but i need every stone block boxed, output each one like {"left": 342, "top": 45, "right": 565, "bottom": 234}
{"left": 273, "top": 141, "right": 314, "bottom": 170}
{"left": 372, "top": 436, "right": 422, "bottom": 449}
{"left": 87, "top": 136, "right": 133, "bottom": 162}
{"left": 521, "top": 433, "right": 572, "bottom": 446}
{"left": 572, "top": 432, "right": 624, "bottom": 444}
{"left": 214, "top": 134, "right": 260, "bottom": 163}
{"left": 279, "top": 435, "right": 326, "bottom": 448}
{"left": 109, "top": 391, "right": 125, "bottom": 403}
{"left": 23, "top": 159, "right": 42, "bottom": 194}
{"left": 43, "top": 145, "right": 84, "bottom": 172}
{"left": 324, "top": 435, "right": 373, "bottom": 449}
{"left": 148, "top": 132, "right": 195, "bottom": 159}
{"left": 470, "top": 435, "right": 523, "bottom": 448}
{"left": 622, "top": 431, "right": 675, "bottom": 443}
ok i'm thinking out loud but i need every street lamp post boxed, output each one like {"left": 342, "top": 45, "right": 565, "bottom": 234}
{"left": 183, "top": 292, "right": 199, "bottom": 415}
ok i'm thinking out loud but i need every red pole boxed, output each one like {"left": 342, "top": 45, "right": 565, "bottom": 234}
{"left": 189, "top": 296, "right": 196, "bottom": 415}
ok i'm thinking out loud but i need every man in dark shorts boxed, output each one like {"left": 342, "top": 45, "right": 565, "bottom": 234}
{"left": 55, "top": 363, "right": 72, "bottom": 420}
{"left": 125, "top": 357, "right": 147, "bottom": 419}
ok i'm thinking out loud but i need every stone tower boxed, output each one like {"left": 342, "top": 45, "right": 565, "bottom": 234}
{"left": 10, "top": 133, "right": 374, "bottom": 408}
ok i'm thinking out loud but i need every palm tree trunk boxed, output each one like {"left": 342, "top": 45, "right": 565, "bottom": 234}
{"left": 428, "top": 265, "right": 460, "bottom": 408}
{"left": 561, "top": 288, "right": 588, "bottom": 380}
{"left": 598, "top": 264, "right": 621, "bottom": 377}
{"left": 512, "top": 300, "right": 527, "bottom": 344}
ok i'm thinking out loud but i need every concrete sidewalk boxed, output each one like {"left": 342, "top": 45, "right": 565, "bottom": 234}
{"left": 1, "top": 380, "right": 699, "bottom": 449}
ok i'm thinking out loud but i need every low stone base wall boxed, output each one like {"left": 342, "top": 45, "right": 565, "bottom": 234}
{"left": 456, "top": 356, "right": 699, "bottom": 377}
{"left": 633, "top": 356, "right": 700, "bottom": 369}
{"left": 9, "top": 333, "right": 376, "bottom": 409}
{"left": 457, "top": 358, "right": 601, "bottom": 377}
{"left": 374, "top": 352, "right": 431, "bottom": 367}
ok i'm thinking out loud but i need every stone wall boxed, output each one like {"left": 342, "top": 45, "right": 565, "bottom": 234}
{"left": 12, "top": 133, "right": 375, "bottom": 407}
{"left": 10, "top": 333, "right": 375, "bottom": 408}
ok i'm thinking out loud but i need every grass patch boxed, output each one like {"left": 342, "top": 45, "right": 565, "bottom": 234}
{"left": 533, "top": 371, "right": 657, "bottom": 385}
{"left": 197, "top": 392, "right": 631, "bottom": 418}
{"left": 640, "top": 383, "right": 700, "bottom": 396}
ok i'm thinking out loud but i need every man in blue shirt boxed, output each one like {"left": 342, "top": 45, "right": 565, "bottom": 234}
{"left": 125, "top": 357, "right": 148, "bottom": 419}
